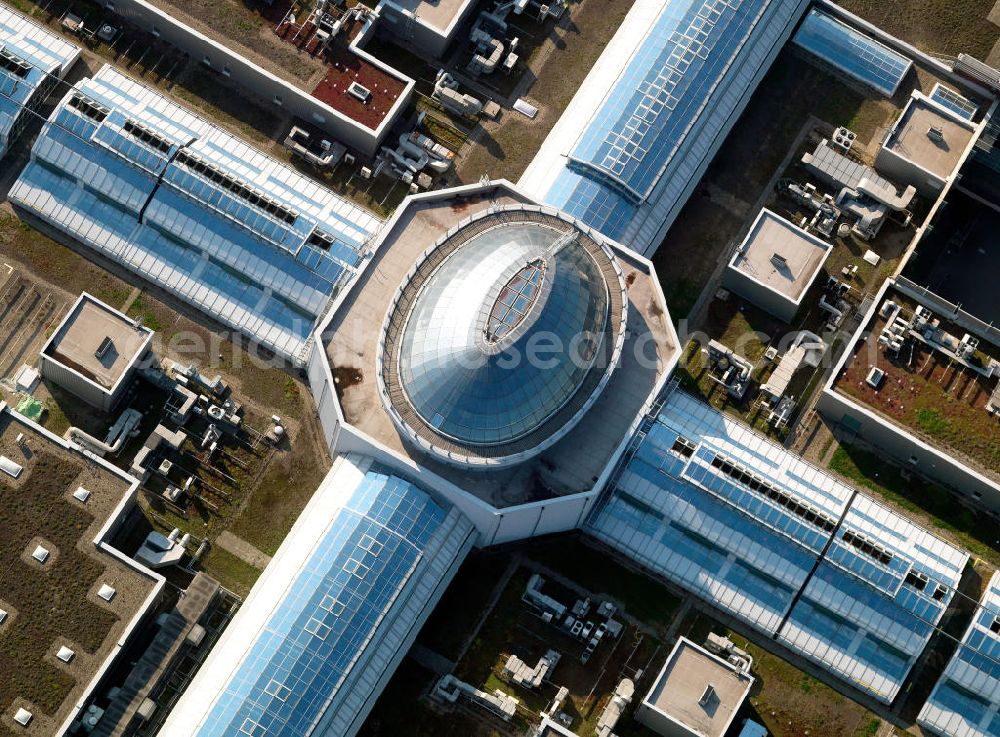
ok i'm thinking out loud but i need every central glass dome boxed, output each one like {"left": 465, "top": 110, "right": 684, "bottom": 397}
{"left": 398, "top": 221, "right": 608, "bottom": 446}
{"left": 378, "top": 207, "right": 628, "bottom": 467}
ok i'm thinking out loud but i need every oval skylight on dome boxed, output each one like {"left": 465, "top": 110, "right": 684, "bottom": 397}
{"left": 485, "top": 259, "right": 546, "bottom": 343}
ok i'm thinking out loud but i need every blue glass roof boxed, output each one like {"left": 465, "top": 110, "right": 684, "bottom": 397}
{"left": 9, "top": 65, "right": 381, "bottom": 364}
{"left": 792, "top": 9, "right": 912, "bottom": 96}
{"left": 395, "top": 221, "right": 612, "bottom": 446}
{"left": 588, "top": 389, "right": 968, "bottom": 703}
{"left": 536, "top": 0, "right": 804, "bottom": 248}
{"left": 0, "top": 6, "right": 78, "bottom": 158}
{"left": 919, "top": 573, "right": 1000, "bottom": 737}
{"left": 568, "top": 0, "right": 773, "bottom": 202}
{"left": 589, "top": 414, "right": 816, "bottom": 635}
{"left": 196, "top": 467, "right": 465, "bottom": 737}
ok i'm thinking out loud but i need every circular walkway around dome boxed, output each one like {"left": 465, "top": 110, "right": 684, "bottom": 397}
{"left": 377, "top": 206, "right": 628, "bottom": 468}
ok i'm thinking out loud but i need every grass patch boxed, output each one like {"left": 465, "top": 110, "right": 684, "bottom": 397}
{"left": 127, "top": 297, "right": 162, "bottom": 332}
{"left": 229, "top": 435, "right": 329, "bottom": 557}
{"left": 664, "top": 276, "right": 701, "bottom": 322}
{"left": 0, "top": 453, "right": 122, "bottom": 717}
{"left": 858, "top": 718, "right": 881, "bottom": 737}
{"left": 829, "top": 443, "right": 1000, "bottom": 567}
{"left": 836, "top": 0, "right": 999, "bottom": 59}
{"left": 201, "top": 546, "right": 261, "bottom": 597}
{"left": 418, "top": 551, "right": 510, "bottom": 660}
{"left": 916, "top": 407, "right": 948, "bottom": 435}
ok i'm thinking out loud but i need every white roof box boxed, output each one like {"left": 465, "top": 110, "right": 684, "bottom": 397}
{"left": 0, "top": 456, "right": 23, "bottom": 478}
{"left": 97, "top": 583, "right": 116, "bottom": 602}
{"left": 13, "top": 708, "right": 32, "bottom": 726}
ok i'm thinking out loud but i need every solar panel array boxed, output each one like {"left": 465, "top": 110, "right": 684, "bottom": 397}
{"left": 193, "top": 462, "right": 475, "bottom": 737}
{"left": 930, "top": 83, "right": 979, "bottom": 122}
{"left": 587, "top": 389, "right": 969, "bottom": 703}
{"left": 919, "top": 572, "right": 1000, "bottom": 737}
{"left": 0, "top": 5, "right": 79, "bottom": 159}
{"left": 9, "top": 65, "right": 381, "bottom": 365}
{"left": 792, "top": 9, "right": 912, "bottom": 97}
{"left": 540, "top": 0, "right": 806, "bottom": 248}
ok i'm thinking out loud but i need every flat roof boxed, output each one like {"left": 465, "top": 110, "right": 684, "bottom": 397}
{"left": 0, "top": 410, "right": 156, "bottom": 736}
{"left": 146, "top": 0, "right": 408, "bottom": 131}
{"left": 884, "top": 94, "right": 975, "bottom": 178}
{"left": 44, "top": 294, "right": 151, "bottom": 390}
{"left": 730, "top": 209, "right": 830, "bottom": 303}
{"left": 325, "top": 184, "right": 678, "bottom": 507}
{"left": 644, "top": 638, "right": 753, "bottom": 737}
{"left": 384, "top": 0, "right": 473, "bottom": 33}
{"left": 832, "top": 284, "right": 1000, "bottom": 486}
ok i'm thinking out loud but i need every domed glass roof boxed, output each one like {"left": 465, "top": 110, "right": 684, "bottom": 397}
{"left": 395, "top": 221, "right": 610, "bottom": 446}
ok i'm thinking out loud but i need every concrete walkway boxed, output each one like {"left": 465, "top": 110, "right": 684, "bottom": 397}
{"left": 215, "top": 531, "right": 272, "bottom": 569}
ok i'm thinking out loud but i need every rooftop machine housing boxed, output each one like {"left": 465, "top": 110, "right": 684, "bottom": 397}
{"left": 637, "top": 637, "right": 754, "bottom": 737}
{"left": 877, "top": 90, "right": 978, "bottom": 197}
{"left": 39, "top": 293, "right": 154, "bottom": 412}
{"left": 723, "top": 209, "right": 832, "bottom": 322}
{"left": 378, "top": 0, "right": 480, "bottom": 57}
{"left": 0, "top": 5, "right": 80, "bottom": 160}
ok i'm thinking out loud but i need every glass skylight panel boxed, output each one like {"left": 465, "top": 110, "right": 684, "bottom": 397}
{"left": 792, "top": 9, "right": 912, "bottom": 96}
{"left": 485, "top": 260, "right": 545, "bottom": 342}
{"left": 930, "top": 83, "right": 978, "bottom": 121}
{"left": 193, "top": 469, "right": 471, "bottom": 737}
{"left": 919, "top": 573, "right": 1000, "bottom": 737}
{"left": 11, "top": 66, "right": 380, "bottom": 364}
{"left": 570, "top": 0, "right": 771, "bottom": 199}
{"left": 590, "top": 388, "right": 968, "bottom": 705}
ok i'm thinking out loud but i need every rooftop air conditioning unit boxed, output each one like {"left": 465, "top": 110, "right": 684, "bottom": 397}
{"left": 832, "top": 126, "right": 857, "bottom": 153}
{"left": 927, "top": 126, "right": 945, "bottom": 142}
{"left": 866, "top": 366, "right": 885, "bottom": 389}
{"left": 348, "top": 81, "right": 372, "bottom": 102}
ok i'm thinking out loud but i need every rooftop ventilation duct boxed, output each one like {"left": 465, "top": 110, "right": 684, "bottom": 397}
{"left": 699, "top": 684, "right": 716, "bottom": 707}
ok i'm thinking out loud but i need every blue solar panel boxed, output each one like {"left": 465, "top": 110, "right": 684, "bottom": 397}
{"left": 793, "top": 9, "right": 912, "bottom": 96}
{"left": 197, "top": 471, "right": 448, "bottom": 737}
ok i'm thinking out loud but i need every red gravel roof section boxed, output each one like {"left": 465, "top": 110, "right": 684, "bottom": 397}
{"left": 312, "top": 44, "right": 405, "bottom": 129}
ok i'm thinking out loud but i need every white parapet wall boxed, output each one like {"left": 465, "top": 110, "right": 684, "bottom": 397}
{"left": 817, "top": 278, "right": 1000, "bottom": 514}
{"left": 102, "top": 0, "right": 413, "bottom": 155}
